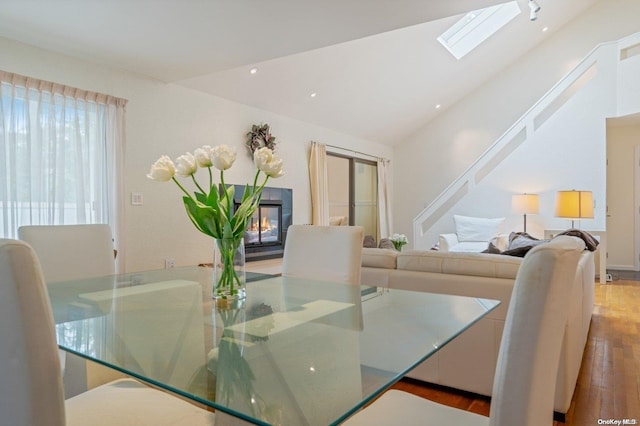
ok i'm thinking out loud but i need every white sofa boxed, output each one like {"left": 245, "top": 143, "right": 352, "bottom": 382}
{"left": 361, "top": 239, "right": 595, "bottom": 416}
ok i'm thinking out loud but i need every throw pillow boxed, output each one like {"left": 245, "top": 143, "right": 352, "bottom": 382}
{"left": 378, "top": 238, "right": 395, "bottom": 250}
{"left": 454, "top": 215, "right": 505, "bottom": 242}
{"left": 363, "top": 235, "right": 376, "bottom": 248}
{"left": 329, "top": 215, "right": 346, "bottom": 226}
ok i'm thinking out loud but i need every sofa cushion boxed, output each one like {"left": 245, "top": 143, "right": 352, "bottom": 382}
{"left": 362, "top": 247, "right": 398, "bottom": 269}
{"left": 397, "top": 250, "right": 522, "bottom": 280}
{"left": 454, "top": 215, "right": 505, "bottom": 242}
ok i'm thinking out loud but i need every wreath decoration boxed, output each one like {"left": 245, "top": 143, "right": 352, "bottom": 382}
{"left": 246, "top": 123, "right": 277, "bottom": 156}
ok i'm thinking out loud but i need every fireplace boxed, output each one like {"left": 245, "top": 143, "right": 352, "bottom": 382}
{"left": 244, "top": 201, "right": 282, "bottom": 245}
{"left": 233, "top": 185, "right": 292, "bottom": 261}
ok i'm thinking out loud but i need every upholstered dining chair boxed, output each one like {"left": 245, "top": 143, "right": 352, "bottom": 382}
{"left": 282, "top": 224, "right": 364, "bottom": 285}
{"left": 18, "top": 224, "right": 118, "bottom": 397}
{"left": 344, "top": 235, "right": 585, "bottom": 426}
{"left": 18, "top": 224, "right": 116, "bottom": 283}
{"left": 0, "top": 239, "right": 215, "bottom": 426}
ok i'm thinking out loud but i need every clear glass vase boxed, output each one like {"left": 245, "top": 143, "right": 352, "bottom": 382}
{"left": 213, "top": 238, "right": 246, "bottom": 300}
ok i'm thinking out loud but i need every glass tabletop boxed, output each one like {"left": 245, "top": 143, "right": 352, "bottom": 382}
{"left": 47, "top": 266, "right": 499, "bottom": 425}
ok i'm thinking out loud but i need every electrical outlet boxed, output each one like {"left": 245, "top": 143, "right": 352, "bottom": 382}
{"left": 164, "top": 258, "right": 175, "bottom": 269}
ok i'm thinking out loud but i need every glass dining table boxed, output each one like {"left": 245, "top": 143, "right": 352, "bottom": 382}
{"left": 47, "top": 266, "right": 499, "bottom": 425}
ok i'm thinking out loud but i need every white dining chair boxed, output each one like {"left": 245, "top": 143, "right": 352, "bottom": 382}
{"left": 18, "top": 224, "right": 116, "bottom": 283}
{"left": 0, "top": 239, "right": 215, "bottom": 426}
{"left": 282, "top": 225, "right": 364, "bottom": 285}
{"left": 344, "top": 235, "right": 585, "bottom": 426}
{"left": 18, "top": 224, "right": 118, "bottom": 397}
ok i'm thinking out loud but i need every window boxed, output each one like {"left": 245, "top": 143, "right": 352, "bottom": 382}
{"left": 327, "top": 153, "right": 379, "bottom": 242}
{"left": 437, "top": 1, "right": 521, "bottom": 60}
{"left": 0, "top": 71, "right": 126, "bottom": 243}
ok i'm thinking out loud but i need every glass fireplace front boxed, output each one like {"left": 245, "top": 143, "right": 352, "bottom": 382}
{"left": 243, "top": 203, "right": 282, "bottom": 246}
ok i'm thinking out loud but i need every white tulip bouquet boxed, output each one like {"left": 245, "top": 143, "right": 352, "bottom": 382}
{"left": 148, "top": 145, "right": 284, "bottom": 298}
{"left": 390, "top": 233, "right": 408, "bottom": 251}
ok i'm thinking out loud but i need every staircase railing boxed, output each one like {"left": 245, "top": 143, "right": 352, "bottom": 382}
{"left": 413, "top": 32, "right": 640, "bottom": 249}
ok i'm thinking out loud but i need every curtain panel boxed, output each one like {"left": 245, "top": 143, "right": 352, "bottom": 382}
{"left": 309, "top": 142, "right": 329, "bottom": 225}
{"left": 0, "top": 70, "right": 127, "bottom": 271}
{"left": 377, "top": 158, "right": 393, "bottom": 239}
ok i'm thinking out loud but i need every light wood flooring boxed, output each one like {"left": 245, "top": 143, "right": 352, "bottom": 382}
{"left": 391, "top": 277, "right": 640, "bottom": 424}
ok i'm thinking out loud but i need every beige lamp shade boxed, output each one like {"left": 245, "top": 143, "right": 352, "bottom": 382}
{"left": 555, "top": 190, "right": 594, "bottom": 219}
{"left": 512, "top": 194, "right": 539, "bottom": 214}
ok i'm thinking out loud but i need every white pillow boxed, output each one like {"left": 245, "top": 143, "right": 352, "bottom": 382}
{"left": 329, "top": 215, "right": 346, "bottom": 226}
{"left": 454, "top": 215, "right": 505, "bottom": 242}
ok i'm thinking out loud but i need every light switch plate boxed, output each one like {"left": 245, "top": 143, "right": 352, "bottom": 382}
{"left": 131, "top": 192, "right": 143, "bottom": 206}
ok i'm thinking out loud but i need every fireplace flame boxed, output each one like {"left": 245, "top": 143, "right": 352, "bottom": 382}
{"left": 250, "top": 216, "right": 273, "bottom": 232}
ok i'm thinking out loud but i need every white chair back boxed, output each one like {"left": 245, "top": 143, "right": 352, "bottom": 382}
{"left": 344, "top": 235, "right": 585, "bottom": 426}
{"left": 489, "top": 235, "right": 583, "bottom": 425}
{"left": 0, "top": 239, "right": 65, "bottom": 426}
{"left": 18, "top": 224, "right": 115, "bottom": 283}
{"left": 18, "top": 224, "right": 117, "bottom": 397}
{"left": 282, "top": 225, "right": 364, "bottom": 285}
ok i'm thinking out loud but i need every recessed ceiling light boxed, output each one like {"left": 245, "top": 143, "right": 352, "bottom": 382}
{"left": 310, "top": 92, "right": 317, "bottom": 98}
{"left": 250, "top": 67, "right": 258, "bottom": 74}
{"left": 542, "top": 27, "right": 548, "bottom": 32}
{"left": 435, "top": 104, "right": 441, "bottom": 109}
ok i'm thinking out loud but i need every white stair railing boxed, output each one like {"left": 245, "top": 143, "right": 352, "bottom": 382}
{"left": 413, "top": 32, "right": 640, "bottom": 250}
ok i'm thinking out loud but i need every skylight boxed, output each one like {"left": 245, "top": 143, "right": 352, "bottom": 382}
{"left": 437, "top": 1, "right": 521, "bottom": 60}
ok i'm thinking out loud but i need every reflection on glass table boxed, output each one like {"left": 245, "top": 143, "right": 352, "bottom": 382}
{"left": 47, "top": 266, "right": 499, "bottom": 426}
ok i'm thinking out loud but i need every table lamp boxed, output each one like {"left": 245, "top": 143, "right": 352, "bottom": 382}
{"left": 512, "top": 193, "right": 539, "bottom": 233}
{"left": 555, "top": 190, "right": 594, "bottom": 228}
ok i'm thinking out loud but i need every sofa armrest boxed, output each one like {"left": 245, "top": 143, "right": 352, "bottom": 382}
{"left": 439, "top": 234, "right": 459, "bottom": 252}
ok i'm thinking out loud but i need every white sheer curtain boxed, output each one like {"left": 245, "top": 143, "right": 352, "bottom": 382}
{"left": 0, "top": 71, "right": 127, "bottom": 270}
{"left": 377, "top": 158, "right": 393, "bottom": 238}
{"left": 309, "top": 141, "right": 329, "bottom": 225}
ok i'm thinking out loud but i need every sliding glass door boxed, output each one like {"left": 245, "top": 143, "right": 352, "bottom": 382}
{"left": 327, "top": 153, "right": 378, "bottom": 242}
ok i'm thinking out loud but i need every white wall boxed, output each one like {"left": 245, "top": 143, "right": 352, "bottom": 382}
{"left": 606, "top": 121, "right": 640, "bottom": 269}
{"left": 0, "top": 37, "right": 392, "bottom": 272}
{"left": 394, "top": 0, "right": 640, "bottom": 247}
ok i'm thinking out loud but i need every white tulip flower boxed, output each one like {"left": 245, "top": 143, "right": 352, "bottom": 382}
{"left": 175, "top": 152, "right": 198, "bottom": 177}
{"left": 194, "top": 145, "right": 214, "bottom": 168}
{"left": 254, "top": 147, "right": 284, "bottom": 178}
{"left": 147, "top": 155, "right": 176, "bottom": 182}
{"left": 211, "top": 145, "right": 237, "bottom": 171}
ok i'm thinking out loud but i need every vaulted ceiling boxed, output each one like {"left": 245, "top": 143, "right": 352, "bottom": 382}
{"left": 0, "top": 0, "right": 598, "bottom": 145}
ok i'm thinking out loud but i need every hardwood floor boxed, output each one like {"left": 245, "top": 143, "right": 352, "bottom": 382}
{"left": 391, "top": 278, "right": 640, "bottom": 424}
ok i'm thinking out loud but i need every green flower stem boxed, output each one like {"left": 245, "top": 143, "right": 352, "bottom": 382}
{"left": 220, "top": 170, "right": 232, "bottom": 219}
{"left": 191, "top": 175, "right": 206, "bottom": 194}
{"left": 215, "top": 238, "right": 243, "bottom": 297}
{"left": 172, "top": 177, "right": 195, "bottom": 199}
{"left": 252, "top": 169, "right": 260, "bottom": 191}
{"left": 392, "top": 241, "right": 406, "bottom": 251}
{"left": 208, "top": 166, "right": 213, "bottom": 189}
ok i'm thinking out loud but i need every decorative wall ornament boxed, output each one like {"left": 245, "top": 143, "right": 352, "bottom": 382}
{"left": 246, "top": 123, "right": 277, "bottom": 155}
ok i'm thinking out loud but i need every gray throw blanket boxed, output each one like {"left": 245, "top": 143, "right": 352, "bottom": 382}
{"left": 484, "top": 228, "right": 598, "bottom": 257}
{"left": 554, "top": 228, "right": 599, "bottom": 251}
